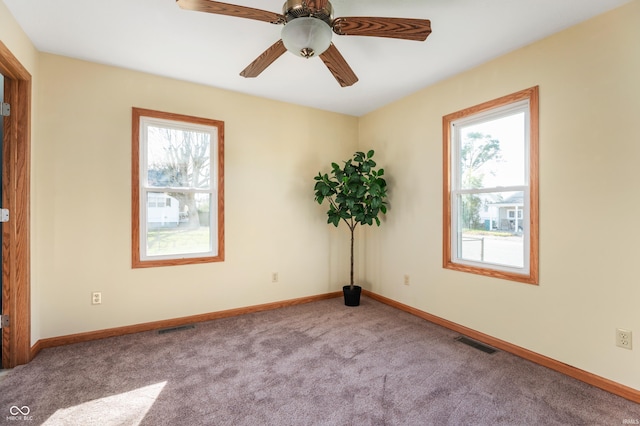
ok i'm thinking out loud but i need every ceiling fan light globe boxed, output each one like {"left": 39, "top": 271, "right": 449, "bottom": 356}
{"left": 281, "top": 17, "right": 332, "bottom": 58}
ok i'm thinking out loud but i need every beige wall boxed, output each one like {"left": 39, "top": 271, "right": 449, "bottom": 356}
{"left": 0, "top": 1, "right": 37, "bottom": 72}
{"left": 32, "top": 54, "right": 357, "bottom": 340}
{"left": 360, "top": 0, "right": 640, "bottom": 390}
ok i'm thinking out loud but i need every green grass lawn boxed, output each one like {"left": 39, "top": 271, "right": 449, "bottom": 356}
{"left": 147, "top": 226, "right": 211, "bottom": 256}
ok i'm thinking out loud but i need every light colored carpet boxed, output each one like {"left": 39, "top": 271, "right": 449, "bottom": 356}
{"left": 0, "top": 297, "right": 638, "bottom": 425}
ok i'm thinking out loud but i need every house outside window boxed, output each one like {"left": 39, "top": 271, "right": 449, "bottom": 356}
{"left": 443, "top": 87, "right": 539, "bottom": 284}
{"left": 132, "top": 108, "right": 225, "bottom": 268}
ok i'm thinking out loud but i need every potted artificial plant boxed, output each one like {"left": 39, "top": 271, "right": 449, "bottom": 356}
{"left": 314, "top": 150, "right": 388, "bottom": 306}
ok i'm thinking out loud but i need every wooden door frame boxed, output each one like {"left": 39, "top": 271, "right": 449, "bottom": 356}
{"left": 0, "top": 41, "right": 32, "bottom": 368}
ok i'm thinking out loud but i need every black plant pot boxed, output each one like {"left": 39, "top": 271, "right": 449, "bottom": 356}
{"left": 343, "top": 285, "right": 362, "bottom": 307}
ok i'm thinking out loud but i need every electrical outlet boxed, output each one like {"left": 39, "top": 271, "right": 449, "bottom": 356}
{"left": 616, "top": 328, "right": 632, "bottom": 349}
{"left": 271, "top": 272, "right": 278, "bottom": 283}
{"left": 403, "top": 274, "right": 410, "bottom": 286}
{"left": 91, "top": 292, "right": 102, "bottom": 305}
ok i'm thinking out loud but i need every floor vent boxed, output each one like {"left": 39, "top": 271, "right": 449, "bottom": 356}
{"left": 158, "top": 325, "right": 195, "bottom": 334}
{"left": 455, "top": 336, "right": 497, "bottom": 354}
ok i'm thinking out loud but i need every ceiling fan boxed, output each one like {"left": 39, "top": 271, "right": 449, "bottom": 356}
{"left": 176, "top": 0, "right": 432, "bottom": 87}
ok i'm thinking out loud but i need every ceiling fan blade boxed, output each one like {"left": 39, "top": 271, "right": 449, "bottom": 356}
{"left": 176, "top": 0, "right": 285, "bottom": 24}
{"left": 240, "top": 39, "right": 287, "bottom": 78}
{"left": 332, "top": 17, "right": 432, "bottom": 41}
{"left": 319, "top": 43, "right": 358, "bottom": 87}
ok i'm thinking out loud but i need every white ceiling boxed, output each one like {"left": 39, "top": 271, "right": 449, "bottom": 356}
{"left": 3, "top": 0, "right": 631, "bottom": 116}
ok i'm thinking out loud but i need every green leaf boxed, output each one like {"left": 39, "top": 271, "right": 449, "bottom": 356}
{"left": 367, "top": 149, "right": 374, "bottom": 158}
{"left": 346, "top": 199, "right": 355, "bottom": 209}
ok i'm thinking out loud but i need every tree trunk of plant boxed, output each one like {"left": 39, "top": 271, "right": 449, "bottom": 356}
{"left": 350, "top": 225, "right": 355, "bottom": 289}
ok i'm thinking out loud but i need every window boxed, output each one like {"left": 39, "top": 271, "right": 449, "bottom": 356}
{"left": 443, "top": 87, "right": 538, "bottom": 284}
{"left": 508, "top": 209, "right": 523, "bottom": 220}
{"left": 132, "top": 108, "right": 224, "bottom": 267}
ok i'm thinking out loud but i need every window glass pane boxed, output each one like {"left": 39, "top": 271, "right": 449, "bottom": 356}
{"left": 459, "top": 112, "right": 525, "bottom": 190}
{"left": 457, "top": 191, "right": 524, "bottom": 268}
{"left": 146, "top": 193, "right": 212, "bottom": 257}
{"left": 146, "top": 126, "right": 212, "bottom": 189}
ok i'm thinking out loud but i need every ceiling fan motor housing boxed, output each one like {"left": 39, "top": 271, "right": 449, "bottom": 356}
{"left": 281, "top": 0, "right": 334, "bottom": 58}
{"left": 282, "top": 0, "right": 333, "bottom": 24}
{"left": 281, "top": 17, "right": 332, "bottom": 58}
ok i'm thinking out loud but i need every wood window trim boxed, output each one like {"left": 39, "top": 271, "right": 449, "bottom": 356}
{"left": 0, "top": 41, "right": 32, "bottom": 367}
{"left": 131, "top": 108, "right": 225, "bottom": 268}
{"left": 442, "top": 86, "right": 539, "bottom": 285}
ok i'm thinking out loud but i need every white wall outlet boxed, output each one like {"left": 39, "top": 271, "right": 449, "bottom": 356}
{"left": 616, "top": 328, "right": 632, "bottom": 349}
{"left": 271, "top": 272, "right": 278, "bottom": 283}
{"left": 403, "top": 274, "right": 410, "bottom": 286}
{"left": 91, "top": 292, "right": 102, "bottom": 305}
